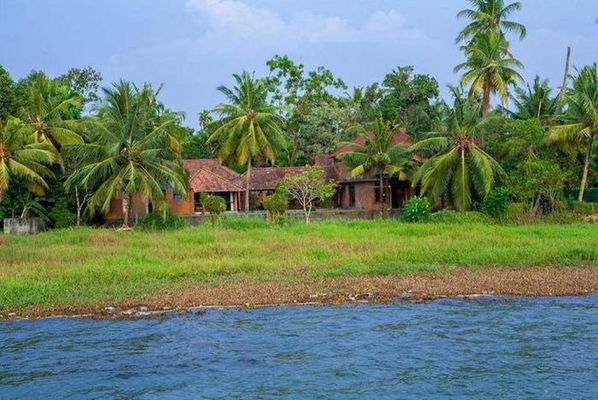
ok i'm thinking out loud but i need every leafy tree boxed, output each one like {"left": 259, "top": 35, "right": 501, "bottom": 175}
{"left": 455, "top": 30, "right": 524, "bottom": 116}
{"left": 266, "top": 55, "right": 346, "bottom": 165}
{"left": 281, "top": 166, "right": 336, "bottom": 223}
{"left": 0, "top": 65, "right": 19, "bottom": 119}
{"left": 0, "top": 117, "right": 56, "bottom": 204}
{"left": 18, "top": 73, "right": 84, "bottom": 158}
{"left": 338, "top": 118, "right": 414, "bottom": 213}
{"left": 456, "top": 0, "right": 526, "bottom": 44}
{"left": 66, "top": 81, "right": 189, "bottom": 228}
{"left": 549, "top": 64, "right": 598, "bottom": 201}
{"left": 411, "top": 100, "right": 505, "bottom": 211}
{"left": 200, "top": 193, "right": 226, "bottom": 226}
{"left": 57, "top": 66, "right": 102, "bottom": 104}
{"left": 508, "top": 76, "right": 559, "bottom": 125}
{"left": 263, "top": 188, "right": 288, "bottom": 224}
{"left": 208, "top": 71, "right": 286, "bottom": 210}
{"left": 510, "top": 160, "right": 566, "bottom": 215}
{"left": 376, "top": 66, "right": 441, "bottom": 137}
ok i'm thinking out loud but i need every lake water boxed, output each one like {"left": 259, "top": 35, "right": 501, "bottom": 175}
{"left": 1, "top": 296, "right": 597, "bottom": 399}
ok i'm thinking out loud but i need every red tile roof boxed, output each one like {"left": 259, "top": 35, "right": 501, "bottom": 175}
{"left": 184, "top": 160, "right": 244, "bottom": 192}
{"left": 242, "top": 167, "right": 306, "bottom": 191}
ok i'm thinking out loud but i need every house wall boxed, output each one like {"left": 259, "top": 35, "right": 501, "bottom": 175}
{"left": 338, "top": 182, "right": 379, "bottom": 210}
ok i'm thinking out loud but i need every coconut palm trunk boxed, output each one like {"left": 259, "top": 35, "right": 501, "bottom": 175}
{"left": 245, "top": 159, "right": 251, "bottom": 211}
{"left": 578, "top": 134, "right": 595, "bottom": 201}
{"left": 122, "top": 192, "right": 130, "bottom": 228}
{"left": 482, "top": 79, "right": 491, "bottom": 116}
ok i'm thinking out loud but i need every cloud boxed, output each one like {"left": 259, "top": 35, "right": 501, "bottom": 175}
{"left": 185, "top": 0, "right": 434, "bottom": 50}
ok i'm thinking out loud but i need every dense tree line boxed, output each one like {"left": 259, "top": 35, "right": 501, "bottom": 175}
{"left": 0, "top": 0, "right": 596, "bottom": 228}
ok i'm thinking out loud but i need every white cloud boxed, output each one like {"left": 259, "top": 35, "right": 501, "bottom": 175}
{"left": 185, "top": 0, "right": 434, "bottom": 49}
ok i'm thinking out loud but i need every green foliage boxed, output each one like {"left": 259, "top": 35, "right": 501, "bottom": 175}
{"left": 456, "top": 0, "right": 526, "bottom": 44}
{"left": 65, "top": 81, "right": 189, "bottom": 228}
{"left": 48, "top": 198, "right": 76, "bottom": 228}
{"left": 263, "top": 190, "right": 288, "bottom": 224}
{"left": 402, "top": 196, "right": 431, "bottom": 222}
{"left": 481, "top": 187, "right": 511, "bottom": 219}
{"left": 377, "top": 66, "right": 441, "bottom": 138}
{"left": 138, "top": 212, "right": 188, "bottom": 231}
{"left": 0, "top": 65, "right": 19, "bottom": 119}
{"left": 282, "top": 166, "right": 337, "bottom": 223}
{"left": 200, "top": 193, "right": 226, "bottom": 226}
{"left": 412, "top": 99, "right": 505, "bottom": 211}
{"left": 56, "top": 66, "right": 102, "bottom": 103}
{"left": 509, "top": 160, "right": 566, "bottom": 215}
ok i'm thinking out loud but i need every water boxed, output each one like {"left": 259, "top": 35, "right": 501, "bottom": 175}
{"left": 1, "top": 296, "right": 597, "bottom": 399}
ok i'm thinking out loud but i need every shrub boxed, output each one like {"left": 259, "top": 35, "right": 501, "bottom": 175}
{"left": 402, "top": 196, "right": 431, "bottom": 222}
{"left": 481, "top": 187, "right": 511, "bottom": 219}
{"left": 138, "top": 212, "right": 188, "bottom": 230}
{"left": 263, "top": 192, "right": 288, "bottom": 224}
{"left": 48, "top": 199, "right": 76, "bottom": 228}
{"left": 431, "top": 210, "right": 493, "bottom": 224}
{"left": 200, "top": 194, "right": 226, "bottom": 226}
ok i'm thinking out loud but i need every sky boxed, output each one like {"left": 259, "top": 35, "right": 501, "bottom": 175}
{"left": 1, "top": 0, "right": 597, "bottom": 128}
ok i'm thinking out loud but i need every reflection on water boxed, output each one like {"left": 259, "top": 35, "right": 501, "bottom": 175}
{"left": 1, "top": 296, "right": 597, "bottom": 399}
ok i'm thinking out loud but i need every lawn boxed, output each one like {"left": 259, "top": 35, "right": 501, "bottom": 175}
{"left": 1, "top": 218, "right": 597, "bottom": 314}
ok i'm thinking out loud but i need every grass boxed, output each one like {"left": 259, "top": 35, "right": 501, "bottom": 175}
{"left": 1, "top": 218, "right": 597, "bottom": 313}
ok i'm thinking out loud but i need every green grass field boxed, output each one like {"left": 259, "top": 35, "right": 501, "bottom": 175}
{"left": 1, "top": 218, "right": 597, "bottom": 313}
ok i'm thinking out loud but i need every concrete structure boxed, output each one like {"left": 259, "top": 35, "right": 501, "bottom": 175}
{"left": 3, "top": 217, "right": 46, "bottom": 234}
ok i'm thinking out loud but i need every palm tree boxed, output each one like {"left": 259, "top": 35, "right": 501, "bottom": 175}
{"left": 508, "top": 76, "right": 559, "bottom": 125}
{"left": 208, "top": 71, "right": 286, "bottom": 210}
{"left": 456, "top": 0, "right": 526, "bottom": 44}
{"left": 337, "top": 118, "right": 414, "bottom": 213}
{"left": 411, "top": 100, "right": 505, "bottom": 211}
{"left": 66, "top": 81, "right": 188, "bottom": 228}
{"left": 549, "top": 64, "right": 598, "bottom": 201}
{"left": 455, "top": 30, "right": 524, "bottom": 116}
{"left": 0, "top": 117, "right": 56, "bottom": 204}
{"left": 18, "top": 73, "right": 84, "bottom": 159}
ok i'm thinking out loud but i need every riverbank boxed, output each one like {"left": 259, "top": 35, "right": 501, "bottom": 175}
{"left": 1, "top": 220, "right": 597, "bottom": 319}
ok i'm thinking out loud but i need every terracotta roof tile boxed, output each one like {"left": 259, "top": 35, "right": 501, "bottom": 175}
{"left": 242, "top": 167, "right": 306, "bottom": 191}
{"left": 184, "top": 159, "right": 244, "bottom": 192}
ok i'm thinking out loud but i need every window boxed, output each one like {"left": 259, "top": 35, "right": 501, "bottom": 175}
{"left": 349, "top": 184, "right": 356, "bottom": 207}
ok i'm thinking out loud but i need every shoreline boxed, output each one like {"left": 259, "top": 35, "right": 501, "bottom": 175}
{"left": 2, "top": 267, "right": 596, "bottom": 321}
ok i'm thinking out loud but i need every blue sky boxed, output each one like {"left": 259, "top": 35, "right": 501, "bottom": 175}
{"left": 1, "top": 0, "right": 596, "bottom": 127}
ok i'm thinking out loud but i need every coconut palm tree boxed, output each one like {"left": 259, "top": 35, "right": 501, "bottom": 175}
{"left": 337, "top": 118, "right": 414, "bottom": 213}
{"left": 549, "top": 64, "right": 598, "bottom": 201}
{"left": 456, "top": 0, "right": 526, "bottom": 44}
{"left": 455, "top": 30, "right": 524, "bottom": 116}
{"left": 0, "top": 117, "right": 56, "bottom": 203}
{"left": 411, "top": 100, "right": 505, "bottom": 211}
{"left": 208, "top": 71, "right": 286, "bottom": 210}
{"left": 18, "top": 73, "right": 84, "bottom": 159}
{"left": 508, "top": 76, "right": 560, "bottom": 125}
{"left": 66, "top": 81, "right": 188, "bottom": 228}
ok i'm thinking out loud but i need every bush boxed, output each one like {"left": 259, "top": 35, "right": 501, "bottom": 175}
{"left": 138, "top": 212, "right": 188, "bottom": 231}
{"left": 402, "top": 196, "right": 431, "bottom": 222}
{"left": 481, "top": 187, "right": 511, "bottom": 219}
{"left": 48, "top": 199, "right": 76, "bottom": 228}
{"left": 431, "top": 210, "right": 493, "bottom": 224}
{"left": 200, "top": 194, "right": 226, "bottom": 226}
{"left": 263, "top": 192, "right": 288, "bottom": 225}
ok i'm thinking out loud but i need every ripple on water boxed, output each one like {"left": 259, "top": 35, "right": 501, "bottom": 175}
{"left": 0, "top": 295, "right": 597, "bottom": 399}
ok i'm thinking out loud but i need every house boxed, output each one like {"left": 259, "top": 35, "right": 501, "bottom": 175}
{"left": 315, "top": 130, "right": 415, "bottom": 210}
{"left": 104, "top": 159, "right": 245, "bottom": 224}
{"left": 242, "top": 167, "right": 306, "bottom": 209}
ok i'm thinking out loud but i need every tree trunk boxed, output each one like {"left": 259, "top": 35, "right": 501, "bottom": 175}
{"left": 557, "top": 46, "right": 572, "bottom": 109}
{"left": 122, "top": 192, "right": 130, "bottom": 228}
{"left": 0, "top": 187, "right": 4, "bottom": 206}
{"left": 482, "top": 79, "right": 491, "bottom": 116}
{"left": 578, "top": 133, "right": 595, "bottom": 202}
{"left": 245, "top": 159, "right": 251, "bottom": 211}
{"left": 75, "top": 186, "right": 81, "bottom": 226}
{"left": 379, "top": 174, "right": 386, "bottom": 216}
